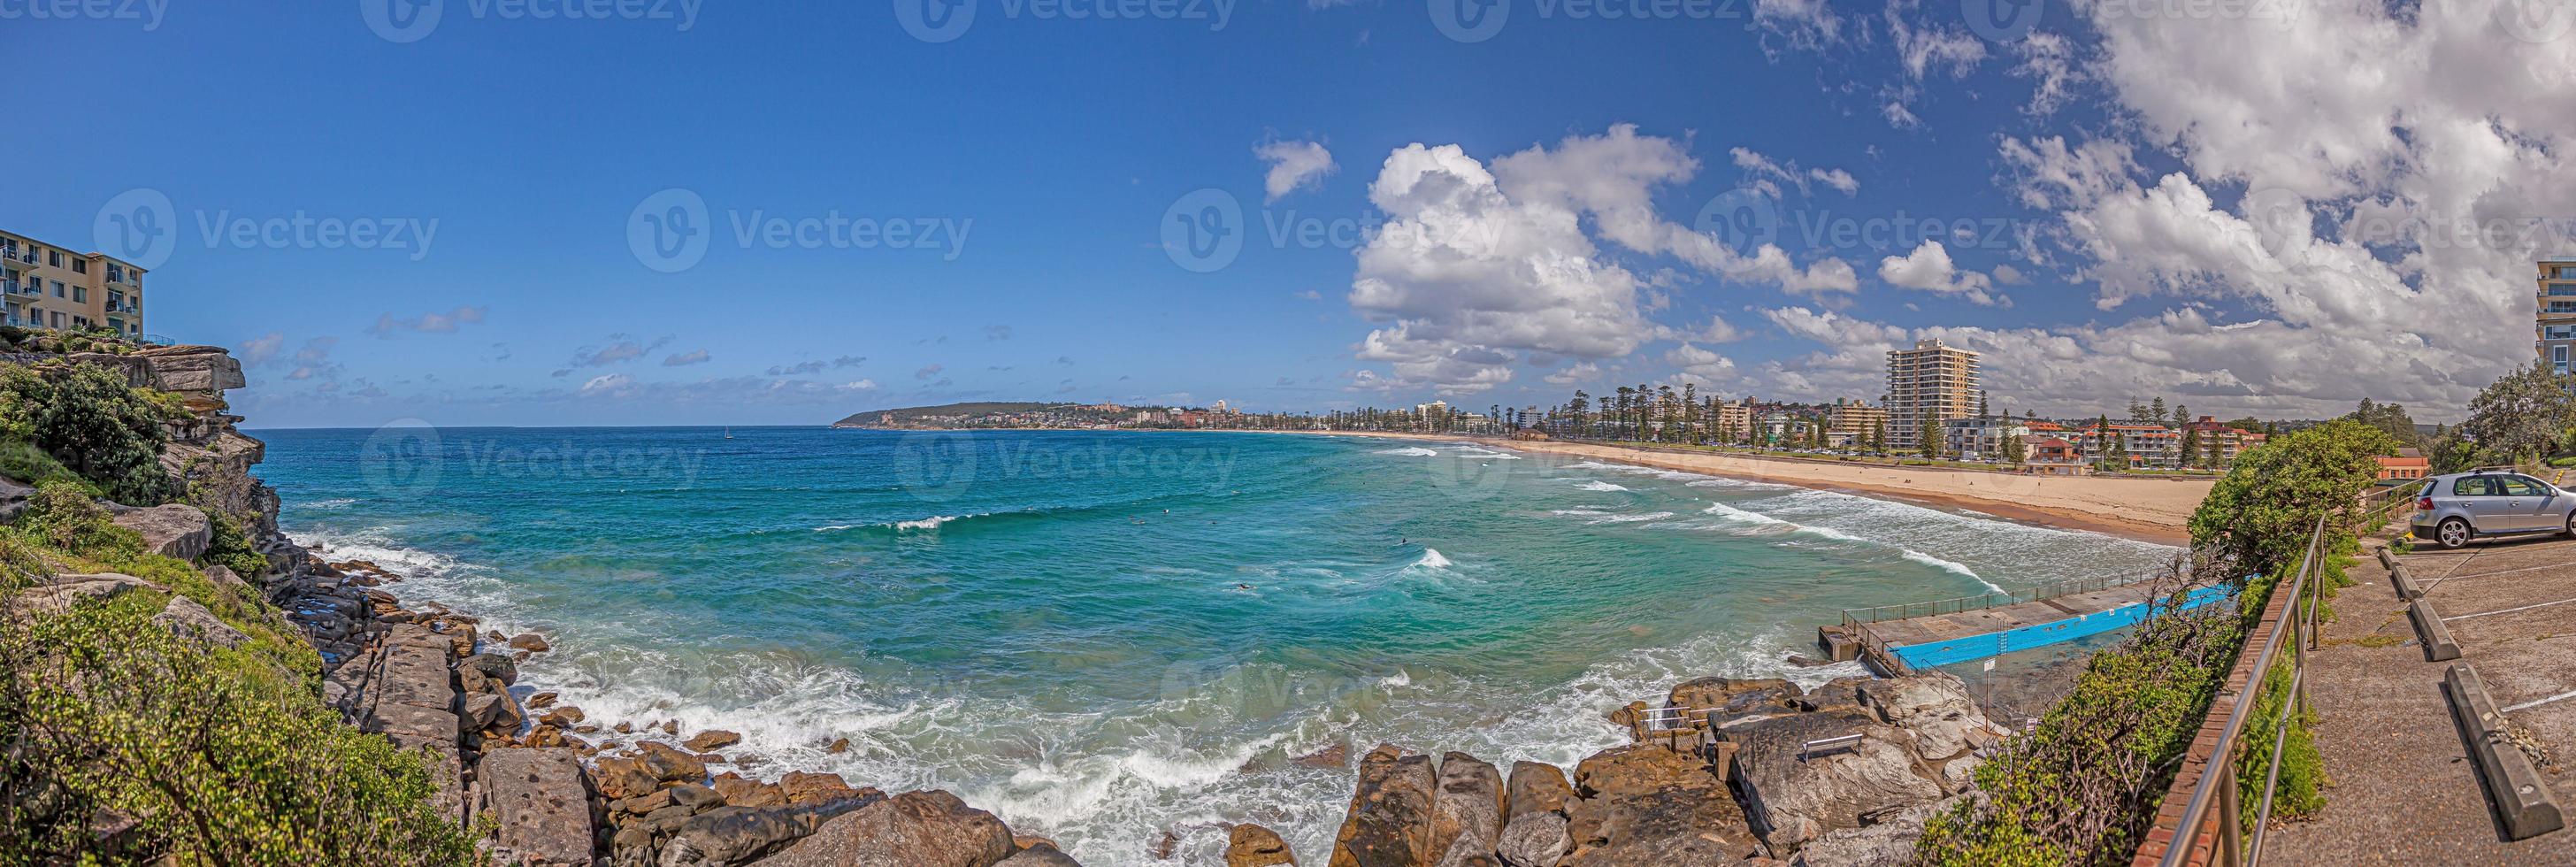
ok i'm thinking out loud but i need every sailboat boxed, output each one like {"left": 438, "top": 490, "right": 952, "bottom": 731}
{"left": 724, "top": 426, "right": 734, "bottom": 440}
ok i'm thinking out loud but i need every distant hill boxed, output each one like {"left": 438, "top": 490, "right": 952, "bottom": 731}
{"left": 831, "top": 402, "right": 1073, "bottom": 428}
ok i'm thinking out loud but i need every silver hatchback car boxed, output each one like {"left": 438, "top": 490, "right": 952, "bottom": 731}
{"left": 2411, "top": 471, "right": 2576, "bottom": 549}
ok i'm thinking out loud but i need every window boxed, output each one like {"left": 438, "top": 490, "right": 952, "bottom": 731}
{"left": 71, "top": 288, "right": 84, "bottom": 303}
{"left": 2559, "top": 265, "right": 2576, "bottom": 279}
{"left": 2454, "top": 477, "right": 2495, "bottom": 496}
{"left": 70, "top": 259, "right": 85, "bottom": 274}
{"left": 50, "top": 280, "right": 63, "bottom": 297}
{"left": 2499, "top": 477, "right": 2548, "bottom": 497}
{"left": 48, "top": 311, "right": 61, "bottom": 328}
{"left": 45, "top": 250, "right": 59, "bottom": 268}
{"left": 2559, "top": 345, "right": 2571, "bottom": 374}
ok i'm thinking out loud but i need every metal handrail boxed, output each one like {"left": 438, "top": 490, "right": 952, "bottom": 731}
{"left": 2157, "top": 513, "right": 2327, "bottom": 867}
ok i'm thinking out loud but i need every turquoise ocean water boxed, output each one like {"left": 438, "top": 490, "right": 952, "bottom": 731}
{"left": 253, "top": 426, "right": 2172, "bottom": 863}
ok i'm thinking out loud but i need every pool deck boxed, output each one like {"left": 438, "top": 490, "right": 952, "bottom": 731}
{"left": 1834, "top": 579, "right": 2216, "bottom": 674}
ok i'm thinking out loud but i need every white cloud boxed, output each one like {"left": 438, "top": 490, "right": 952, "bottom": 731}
{"left": 1876, "top": 240, "right": 1999, "bottom": 305}
{"left": 1544, "top": 361, "right": 1601, "bottom": 386}
{"left": 1255, "top": 140, "right": 1338, "bottom": 203}
{"left": 367, "top": 305, "right": 487, "bottom": 337}
{"left": 240, "top": 332, "right": 284, "bottom": 367}
{"left": 663, "top": 349, "right": 710, "bottom": 366}
{"left": 1809, "top": 167, "right": 1859, "bottom": 196}
{"left": 1665, "top": 342, "right": 1738, "bottom": 385}
{"left": 579, "top": 373, "right": 634, "bottom": 397}
{"left": 1341, "top": 126, "right": 1861, "bottom": 395}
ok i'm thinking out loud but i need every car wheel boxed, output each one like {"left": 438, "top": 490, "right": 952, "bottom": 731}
{"left": 2436, "top": 518, "right": 2472, "bottom": 550}
{"left": 2565, "top": 510, "right": 2576, "bottom": 538}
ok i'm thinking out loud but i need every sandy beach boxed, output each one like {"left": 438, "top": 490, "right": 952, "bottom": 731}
{"left": 1269, "top": 431, "right": 2210, "bottom": 545}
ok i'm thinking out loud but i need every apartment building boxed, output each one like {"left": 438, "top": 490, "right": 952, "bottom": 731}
{"left": 1883, "top": 338, "right": 1981, "bottom": 450}
{"left": 1826, "top": 399, "right": 1889, "bottom": 440}
{"left": 2541, "top": 258, "right": 2576, "bottom": 374}
{"left": 1941, "top": 417, "right": 2029, "bottom": 461}
{"left": 2079, "top": 423, "right": 2182, "bottom": 468}
{"left": 0, "top": 230, "right": 147, "bottom": 336}
{"left": 2181, "top": 416, "right": 2267, "bottom": 465}
{"left": 1712, "top": 399, "right": 1753, "bottom": 441}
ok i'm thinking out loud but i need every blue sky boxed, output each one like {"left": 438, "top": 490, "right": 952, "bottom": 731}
{"left": 15, "top": 1, "right": 2572, "bottom": 426}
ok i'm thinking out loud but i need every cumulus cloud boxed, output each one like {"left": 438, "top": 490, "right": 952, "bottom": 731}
{"left": 240, "top": 332, "right": 284, "bottom": 367}
{"left": 1876, "top": 240, "right": 1999, "bottom": 305}
{"left": 284, "top": 337, "right": 341, "bottom": 382}
{"left": 366, "top": 305, "right": 487, "bottom": 337}
{"left": 1340, "top": 125, "right": 1860, "bottom": 395}
{"left": 1255, "top": 139, "right": 1338, "bottom": 203}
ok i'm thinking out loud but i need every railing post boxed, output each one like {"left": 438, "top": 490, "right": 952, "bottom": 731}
{"left": 2218, "top": 749, "right": 2244, "bottom": 867}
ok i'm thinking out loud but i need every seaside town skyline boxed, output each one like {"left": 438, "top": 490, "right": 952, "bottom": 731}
{"left": 21, "top": 3, "right": 2574, "bottom": 427}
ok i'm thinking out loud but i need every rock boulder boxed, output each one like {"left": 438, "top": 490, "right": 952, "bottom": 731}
{"left": 755, "top": 790, "right": 1015, "bottom": 867}
{"left": 1430, "top": 753, "right": 1503, "bottom": 867}
{"left": 476, "top": 748, "right": 594, "bottom": 866}
{"left": 1226, "top": 823, "right": 1297, "bottom": 866}
{"left": 1723, "top": 709, "right": 1942, "bottom": 854}
{"left": 109, "top": 503, "right": 211, "bottom": 561}
{"left": 1561, "top": 745, "right": 1761, "bottom": 865}
{"left": 1328, "top": 745, "right": 1438, "bottom": 867}
{"left": 1505, "top": 762, "right": 1571, "bottom": 819}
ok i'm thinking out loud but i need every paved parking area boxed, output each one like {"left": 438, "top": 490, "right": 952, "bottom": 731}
{"left": 2266, "top": 534, "right": 2576, "bottom": 864}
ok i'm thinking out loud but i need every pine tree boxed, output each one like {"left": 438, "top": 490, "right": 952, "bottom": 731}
{"left": 2149, "top": 396, "right": 2167, "bottom": 426}
{"left": 1919, "top": 410, "right": 1940, "bottom": 459}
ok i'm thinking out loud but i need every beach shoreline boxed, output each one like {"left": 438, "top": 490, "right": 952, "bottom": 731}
{"left": 1244, "top": 429, "right": 2204, "bottom": 546}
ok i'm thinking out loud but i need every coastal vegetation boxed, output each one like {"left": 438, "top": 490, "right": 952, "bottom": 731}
{"left": 0, "top": 357, "right": 476, "bottom": 864}
{"left": 1914, "top": 418, "right": 2396, "bottom": 864}
{"left": 2427, "top": 362, "right": 2576, "bottom": 473}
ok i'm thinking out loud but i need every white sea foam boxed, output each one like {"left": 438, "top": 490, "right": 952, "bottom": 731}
{"left": 302, "top": 497, "right": 356, "bottom": 509}
{"left": 1576, "top": 480, "right": 1629, "bottom": 492}
{"left": 1902, "top": 550, "right": 2008, "bottom": 594}
{"left": 1375, "top": 447, "right": 1440, "bottom": 457}
{"left": 893, "top": 515, "right": 968, "bottom": 531}
{"left": 1413, "top": 548, "right": 1453, "bottom": 570}
{"left": 1583, "top": 511, "right": 1675, "bottom": 525}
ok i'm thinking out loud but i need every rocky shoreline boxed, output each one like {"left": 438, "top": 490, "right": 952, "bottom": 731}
{"left": 42, "top": 343, "right": 2007, "bottom": 867}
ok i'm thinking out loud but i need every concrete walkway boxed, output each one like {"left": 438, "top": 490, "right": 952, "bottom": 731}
{"left": 2263, "top": 534, "right": 2576, "bottom": 864}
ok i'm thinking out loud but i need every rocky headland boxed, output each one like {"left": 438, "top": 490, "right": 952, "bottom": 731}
{"left": 4, "top": 342, "right": 2006, "bottom": 867}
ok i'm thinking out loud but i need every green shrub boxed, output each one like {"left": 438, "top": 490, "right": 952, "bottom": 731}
{"left": 1915, "top": 581, "right": 2248, "bottom": 866}
{"left": 0, "top": 596, "right": 476, "bottom": 865}
{"left": 2189, "top": 419, "right": 2401, "bottom": 573}
{"left": 0, "top": 439, "right": 89, "bottom": 492}
{"left": 200, "top": 508, "right": 270, "bottom": 579}
{"left": 2235, "top": 658, "right": 2326, "bottom": 829}
{"left": 19, "top": 480, "right": 144, "bottom": 557}
{"left": 0, "top": 363, "right": 175, "bottom": 504}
